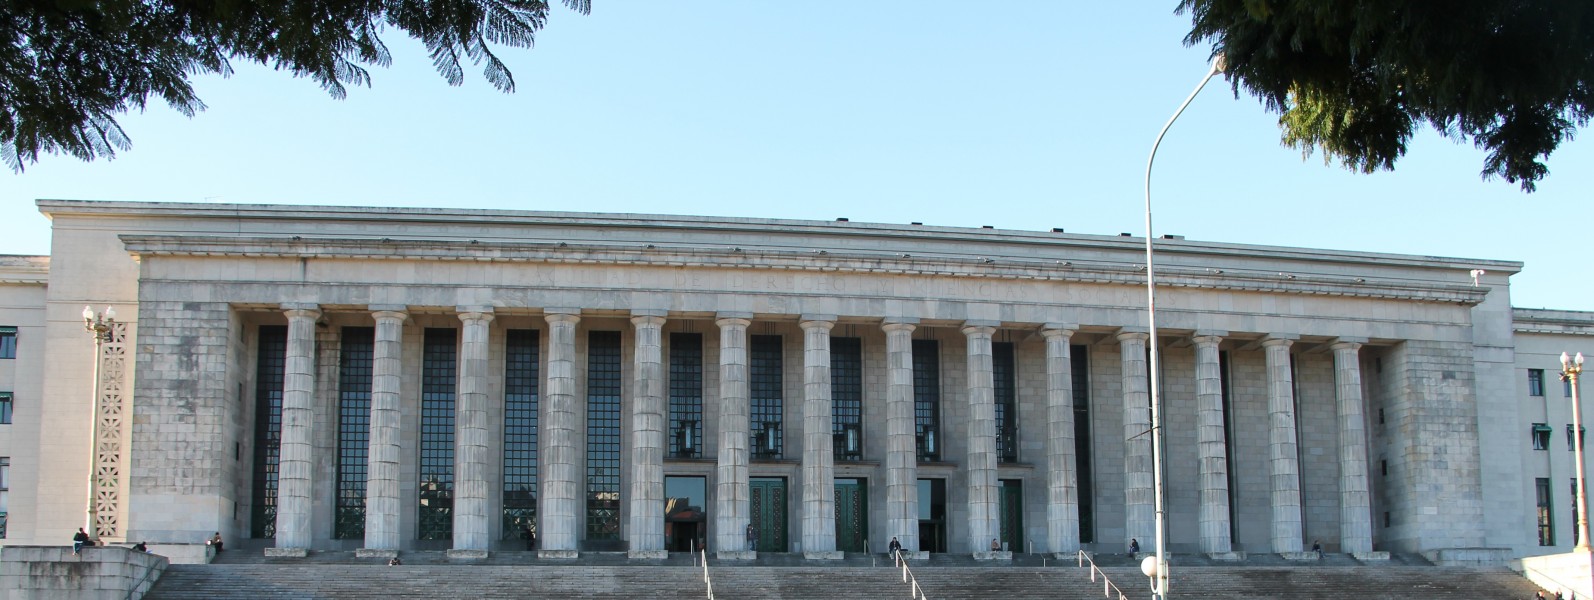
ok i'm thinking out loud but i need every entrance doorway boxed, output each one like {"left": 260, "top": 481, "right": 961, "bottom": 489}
{"left": 835, "top": 478, "right": 868, "bottom": 552}
{"left": 750, "top": 477, "right": 788, "bottom": 552}
{"left": 918, "top": 479, "right": 947, "bottom": 552}
{"left": 999, "top": 479, "right": 1023, "bottom": 552}
{"left": 665, "top": 476, "right": 707, "bottom": 552}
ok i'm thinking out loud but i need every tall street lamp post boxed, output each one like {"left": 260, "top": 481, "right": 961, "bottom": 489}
{"left": 1142, "top": 55, "right": 1225, "bottom": 600}
{"left": 82, "top": 305, "right": 116, "bottom": 542}
{"left": 1563, "top": 352, "right": 1589, "bottom": 552}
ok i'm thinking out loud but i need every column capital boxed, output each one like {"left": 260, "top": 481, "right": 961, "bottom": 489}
{"left": 1041, "top": 323, "right": 1078, "bottom": 338}
{"left": 1116, "top": 328, "right": 1149, "bottom": 342}
{"left": 882, "top": 321, "right": 916, "bottom": 334}
{"left": 630, "top": 314, "right": 667, "bottom": 327}
{"left": 1192, "top": 332, "right": 1225, "bottom": 346}
{"left": 282, "top": 305, "right": 321, "bottom": 320}
{"left": 545, "top": 309, "right": 581, "bottom": 325}
{"left": 1261, "top": 333, "right": 1298, "bottom": 348}
{"left": 458, "top": 311, "right": 495, "bottom": 324}
{"left": 281, "top": 302, "right": 320, "bottom": 312}
{"left": 371, "top": 310, "right": 408, "bottom": 323}
{"left": 1331, "top": 337, "right": 1368, "bottom": 350}
{"left": 715, "top": 313, "right": 752, "bottom": 328}
{"left": 799, "top": 318, "right": 836, "bottom": 331}
{"left": 367, "top": 304, "right": 408, "bottom": 313}
{"left": 630, "top": 308, "right": 669, "bottom": 318}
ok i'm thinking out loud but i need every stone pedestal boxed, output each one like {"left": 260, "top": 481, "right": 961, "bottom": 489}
{"left": 263, "top": 547, "right": 308, "bottom": 558}
{"left": 1281, "top": 551, "right": 1320, "bottom": 561}
{"left": 1353, "top": 551, "right": 1391, "bottom": 561}
{"left": 538, "top": 549, "right": 580, "bottom": 559}
{"left": 973, "top": 551, "right": 1013, "bottom": 561}
{"left": 1206, "top": 551, "right": 1246, "bottom": 561}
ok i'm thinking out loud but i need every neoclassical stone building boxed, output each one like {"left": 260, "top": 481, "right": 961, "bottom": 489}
{"left": 0, "top": 200, "right": 1587, "bottom": 560}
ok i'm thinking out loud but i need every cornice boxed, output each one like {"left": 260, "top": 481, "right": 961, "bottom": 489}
{"left": 1514, "top": 308, "right": 1594, "bottom": 335}
{"left": 120, "top": 235, "right": 1491, "bottom": 306}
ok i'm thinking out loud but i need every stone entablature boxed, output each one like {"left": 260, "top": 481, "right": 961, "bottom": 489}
{"left": 1513, "top": 308, "right": 1594, "bottom": 336}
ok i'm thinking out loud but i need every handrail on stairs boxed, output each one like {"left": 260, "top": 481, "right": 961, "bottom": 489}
{"left": 1077, "top": 550, "right": 1132, "bottom": 600}
{"left": 893, "top": 549, "right": 931, "bottom": 600}
{"left": 697, "top": 545, "right": 715, "bottom": 600}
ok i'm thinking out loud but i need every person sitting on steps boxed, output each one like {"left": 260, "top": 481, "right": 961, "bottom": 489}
{"left": 1129, "top": 538, "right": 1140, "bottom": 556}
{"left": 207, "top": 532, "right": 224, "bottom": 553}
{"left": 888, "top": 537, "right": 902, "bottom": 558}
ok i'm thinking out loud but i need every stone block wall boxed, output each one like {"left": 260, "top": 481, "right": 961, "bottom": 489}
{"left": 0, "top": 545, "right": 167, "bottom": 600}
{"left": 1378, "top": 340, "right": 1486, "bottom": 551}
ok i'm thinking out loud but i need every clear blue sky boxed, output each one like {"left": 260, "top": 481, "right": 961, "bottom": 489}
{"left": 5, "top": 2, "right": 1590, "bottom": 309}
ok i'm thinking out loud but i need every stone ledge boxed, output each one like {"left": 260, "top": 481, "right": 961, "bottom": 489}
{"left": 1423, "top": 547, "right": 1511, "bottom": 566}
{"left": 1054, "top": 551, "right": 1085, "bottom": 561}
{"left": 445, "top": 549, "right": 489, "bottom": 561}
{"left": 627, "top": 550, "right": 669, "bottom": 560}
{"left": 1353, "top": 551, "right": 1391, "bottom": 561}
{"left": 263, "top": 547, "right": 307, "bottom": 558}
{"left": 803, "top": 551, "right": 844, "bottom": 560}
{"left": 355, "top": 549, "right": 398, "bottom": 559}
{"left": 1281, "top": 552, "right": 1321, "bottom": 561}
{"left": 973, "top": 551, "right": 1012, "bottom": 561}
{"left": 1206, "top": 552, "right": 1247, "bottom": 561}
{"left": 538, "top": 550, "right": 580, "bottom": 559}
{"left": 716, "top": 551, "right": 757, "bottom": 560}
{"left": 899, "top": 551, "right": 930, "bottom": 561}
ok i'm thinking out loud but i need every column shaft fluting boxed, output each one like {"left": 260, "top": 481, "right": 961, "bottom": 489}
{"left": 453, "top": 309, "right": 494, "bottom": 551}
{"left": 964, "top": 324, "right": 999, "bottom": 552}
{"left": 627, "top": 313, "right": 668, "bottom": 554}
{"left": 542, "top": 311, "right": 582, "bottom": 551}
{"left": 1333, "top": 341, "right": 1374, "bottom": 554}
{"left": 277, "top": 306, "right": 320, "bottom": 550}
{"left": 800, "top": 318, "right": 838, "bottom": 554}
{"left": 883, "top": 321, "right": 920, "bottom": 552}
{"left": 1264, "top": 336, "right": 1304, "bottom": 553}
{"left": 714, "top": 315, "right": 752, "bottom": 553}
{"left": 1193, "top": 334, "right": 1232, "bottom": 554}
{"left": 363, "top": 308, "right": 406, "bottom": 550}
{"left": 1042, "top": 326, "right": 1079, "bottom": 554}
{"left": 1118, "top": 331, "right": 1154, "bottom": 548}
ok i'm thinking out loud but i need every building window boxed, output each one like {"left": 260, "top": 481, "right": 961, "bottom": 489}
{"left": 502, "top": 329, "right": 539, "bottom": 541}
{"left": 831, "top": 337, "right": 863, "bottom": 461}
{"left": 914, "top": 339, "right": 941, "bottom": 462}
{"left": 1571, "top": 425, "right": 1588, "bottom": 451}
{"left": 250, "top": 326, "right": 288, "bottom": 538}
{"left": 0, "top": 457, "right": 9, "bottom": 539}
{"left": 994, "top": 342, "right": 1018, "bottom": 463}
{"left": 0, "top": 326, "right": 15, "bottom": 359}
{"left": 418, "top": 328, "right": 458, "bottom": 541}
{"left": 1538, "top": 478, "right": 1555, "bottom": 546}
{"left": 668, "top": 333, "right": 704, "bottom": 459}
{"left": 1533, "top": 424, "right": 1552, "bottom": 450}
{"left": 1530, "top": 369, "right": 1546, "bottom": 397}
{"left": 331, "top": 327, "right": 376, "bottom": 539}
{"left": 0, "top": 392, "right": 11, "bottom": 425}
{"left": 750, "top": 335, "right": 784, "bottom": 459}
{"left": 586, "top": 331, "right": 623, "bottom": 540}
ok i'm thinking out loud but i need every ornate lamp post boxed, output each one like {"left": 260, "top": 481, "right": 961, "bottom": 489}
{"left": 1563, "top": 352, "right": 1589, "bottom": 552}
{"left": 1142, "top": 54, "right": 1225, "bottom": 600}
{"left": 82, "top": 305, "right": 116, "bottom": 542}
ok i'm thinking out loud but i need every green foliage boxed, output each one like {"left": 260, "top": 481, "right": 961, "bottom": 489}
{"left": 1181, "top": 0, "right": 1593, "bottom": 191}
{"left": 0, "top": 0, "right": 590, "bottom": 171}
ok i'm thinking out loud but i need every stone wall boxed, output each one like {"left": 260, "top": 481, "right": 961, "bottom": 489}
{"left": 1380, "top": 340, "right": 1486, "bottom": 551}
{"left": 0, "top": 546, "right": 166, "bottom": 600}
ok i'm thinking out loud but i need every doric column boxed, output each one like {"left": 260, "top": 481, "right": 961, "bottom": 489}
{"left": 276, "top": 304, "right": 320, "bottom": 551}
{"left": 1333, "top": 339, "right": 1374, "bottom": 554}
{"left": 883, "top": 319, "right": 920, "bottom": 552}
{"left": 627, "top": 310, "right": 668, "bottom": 556}
{"left": 1193, "top": 332, "right": 1232, "bottom": 554}
{"left": 1041, "top": 325, "right": 1079, "bottom": 554}
{"left": 1263, "top": 334, "right": 1304, "bottom": 553}
{"left": 542, "top": 309, "right": 582, "bottom": 552}
{"left": 800, "top": 316, "right": 838, "bottom": 556}
{"left": 714, "top": 312, "right": 753, "bottom": 555}
{"left": 963, "top": 321, "right": 1000, "bottom": 553}
{"left": 363, "top": 306, "right": 406, "bottom": 551}
{"left": 452, "top": 308, "right": 494, "bottom": 553}
{"left": 1118, "top": 329, "right": 1154, "bottom": 549}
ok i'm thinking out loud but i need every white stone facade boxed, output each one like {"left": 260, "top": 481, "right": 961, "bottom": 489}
{"left": 0, "top": 199, "right": 1582, "bottom": 559}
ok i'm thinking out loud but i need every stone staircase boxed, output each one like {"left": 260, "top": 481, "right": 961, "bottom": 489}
{"left": 143, "top": 552, "right": 1553, "bottom": 599}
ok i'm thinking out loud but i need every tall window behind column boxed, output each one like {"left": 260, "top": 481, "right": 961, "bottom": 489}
{"left": 669, "top": 333, "right": 704, "bottom": 458}
{"left": 250, "top": 326, "right": 288, "bottom": 538}
{"left": 418, "top": 328, "right": 457, "bottom": 540}
{"left": 914, "top": 339, "right": 941, "bottom": 461}
{"left": 993, "top": 341, "right": 1018, "bottom": 463}
{"left": 1070, "top": 345, "right": 1092, "bottom": 543}
{"left": 502, "top": 329, "right": 539, "bottom": 540}
{"left": 334, "top": 327, "right": 375, "bottom": 539}
{"left": 586, "top": 331, "right": 623, "bottom": 540}
{"left": 750, "top": 335, "right": 784, "bottom": 458}
{"left": 1220, "top": 350, "right": 1238, "bottom": 542}
{"left": 832, "top": 337, "right": 863, "bottom": 461}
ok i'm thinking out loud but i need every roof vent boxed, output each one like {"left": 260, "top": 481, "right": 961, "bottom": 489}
{"left": 836, "top": 218, "right": 849, "bottom": 222}
{"left": 1051, "top": 228, "right": 1065, "bottom": 233}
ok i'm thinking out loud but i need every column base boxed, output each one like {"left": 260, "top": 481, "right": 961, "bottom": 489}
{"left": 628, "top": 550, "right": 669, "bottom": 559}
{"left": 898, "top": 551, "right": 929, "bottom": 561}
{"left": 1353, "top": 551, "right": 1391, "bottom": 561}
{"left": 716, "top": 550, "right": 757, "bottom": 560}
{"left": 1054, "top": 551, "right": 1085, "bottom": 562}
{"left": 1280, "top": 551, "right": 1320, "bottom": 561}
{"left": 263, "top": 547, "right": 308, "bottom": 558}
{"left": 355, "top": 548, "right": 397, "bottom": 559}
{"left": 973, "top": 551, "right": 1012, "bottom": 561}
{"left": 538, "top": 549, "right": 580, "bottom": 559}
{"left": 803, "top": 551, "right": 844, "bottom": 560}
{"left": 446, "top": 549, "right": 489, "bottom": 561}
{"left": 1205, "top": 551, "right": 1246, "bottom": 561}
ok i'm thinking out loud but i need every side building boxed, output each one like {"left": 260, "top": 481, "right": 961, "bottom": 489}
{"left": 0, "top": 199, "right": 1585, "bottom": 561}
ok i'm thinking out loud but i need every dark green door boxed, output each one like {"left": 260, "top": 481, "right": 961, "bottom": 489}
{"left": 750, "top": 477, "right": 787, "bottom": 552}
{"left": 999, "top": 479, "right": 1023, "bottom": 552}
{"left": 835, "top": 478, "right": 868, "bottom": 552}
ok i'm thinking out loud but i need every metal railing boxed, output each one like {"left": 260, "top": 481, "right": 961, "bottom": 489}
{"left": 697, "top": 546, "right": 715, "bottom": 600}
{"left": 1077, "top": 550, "right": 1132, "bottom": 600}
{"left": 893, "top": 549, "right": 931, "bottom": 600}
